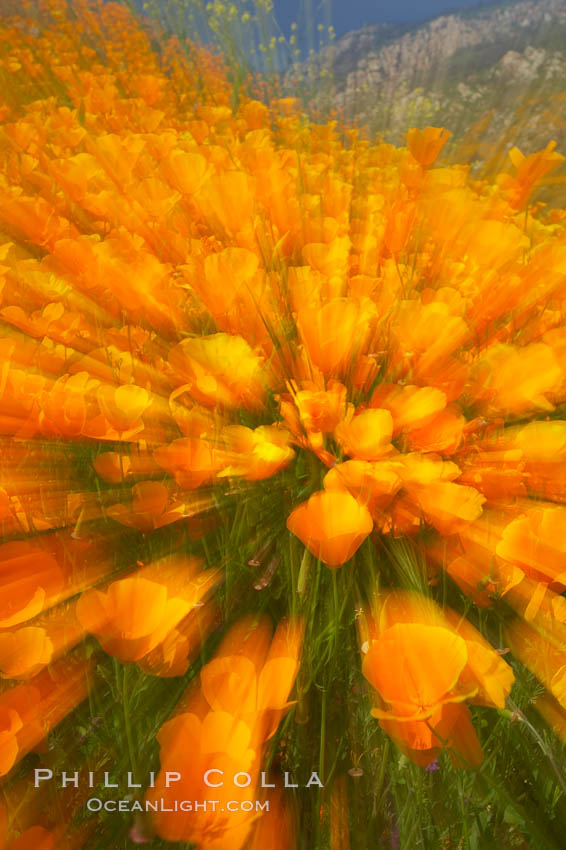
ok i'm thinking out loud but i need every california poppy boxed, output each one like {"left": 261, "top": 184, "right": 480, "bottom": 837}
{"left": 287, "top": 490, "right": 373, "bottom": 567}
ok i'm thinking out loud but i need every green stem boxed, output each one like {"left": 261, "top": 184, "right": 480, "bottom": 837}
{"left": 122, "top": 665, "right": 138, "bottom": 783}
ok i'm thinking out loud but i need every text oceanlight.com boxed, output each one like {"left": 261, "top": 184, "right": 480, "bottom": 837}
{"left": 86, "top": 799, "right": 270, "bottom": 813}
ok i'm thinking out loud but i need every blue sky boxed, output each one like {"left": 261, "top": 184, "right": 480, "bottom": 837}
{"left": 272, "top": 1, "right": 496, "bottom": 37}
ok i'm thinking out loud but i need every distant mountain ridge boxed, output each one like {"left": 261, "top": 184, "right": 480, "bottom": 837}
{"left": 294, "top": 0, "right": 566, "bottom": 168}
{"left": 331, "top": 0, "right": 564, "bottom": 90}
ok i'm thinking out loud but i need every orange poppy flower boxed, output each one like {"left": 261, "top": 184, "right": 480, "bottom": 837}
{"left": 0, "top": 656, "right": 91, "bottom": 776}
{"left": 130, "top": 177, "right": 180, "bottom": 219}
{"left": 506, "top": 619, "right": 566, "bottom": 710}
{"left": 287, "top": 490, "right": 373, "bottom": 567}
{"left": 38, "top": 373, "right": 97, "bottom": 438}
{"left": 199, "top": 247, "right": 260, "bottom": 317}
{"left": 153, "top": 438, "right": 218, "bottom": 489}
{"left": 0, "top": 542, "right": 64, "bottom": 629}
{"left": 408, "top": 480, "right": 486, "bottom": 535}
{"left": 292, "top": 381, "right": 348, "bottom": 436}
{"left": 0, "top": 601, "right": 83, "bottom": 682}
{"left": 138, "top": 599, "right": 218, "bottom": 678}
{"left": 323, "top": 460, "right": 402, "bottom": 519}
{"left": 474, "top": 343, "right": 562, "bottom": 415}
{"left": 77, "top": 556, "right": 220, "bottom": 664}
{"left": 85, "top": 132, "right": 145, "bottom": 186}
{"left": 217, "top": 425, "right": 295, "bottom": 481}
{"left": 296, "top": 298, "right": 376, "bottom": 378}
{"left": 0, "top": 627, "right": 53, "bottom": 680}
{"left": 160, "top": 150, "right": 208, "bottom": 195}
{"left": 370, "top": 384, "right": 448, "bottom": 435}
{"left": 379, "top": 702, "right": 483, "bottom": 769}
{"left": 390, "top": 301, "right": 469, "bottom": 379}
{"left": 0, "top": 702, "right": 23, "bottom": 776}
{"left": 500, "top": 142, "right": 565, "bottom": 209}
{"left": 362, "top": 591, "right": 514, "bottom": 765}
{"left": 147, "top": 711, "right": 259, "bottom": 848}
{"left": 168, "top": 334, "right": 266, "bottom": 410}
{"left": 200, "top": 617, "right": 302, "bottom": 737}
{"left": 96, "top": 384, "right": 151, "bottom": 433}
{"left": 407, "top": 407, "right": 465, "bottom": 454}
{"left": 147, "top": 615, "right": 302, "bottom": 847}
{"left": 496, "top": 506, "right": 566, "bottom": 589}
{"left": 202, "top": 170, "right": 255, "bottom": 235}
{"left": 335, "top": 408, "right": 393, "bottom": 461}
{"left": 92, "top": 449, "right": 161, "bottom": 485}
{"left": 406, "top": 127, "right": 452, "bottom": 168}
{"left": 107, "top": 481, "right": 204, "bottom": 532}
{"left": 445, "top": 552, "right": 523, "bottom": 608}
{"left": 383, "top": 202, "right": 417, "bottom": 256}
{"left": 364, "top": 622, "right": 476, "bottom": 721}
{"left": 303, "top": 236, "right": 351, "bottom": 279}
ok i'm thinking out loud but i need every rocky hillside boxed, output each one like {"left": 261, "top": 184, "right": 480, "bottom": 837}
{"left": 295, "top": 0, "right": 566, "bottom": 169}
